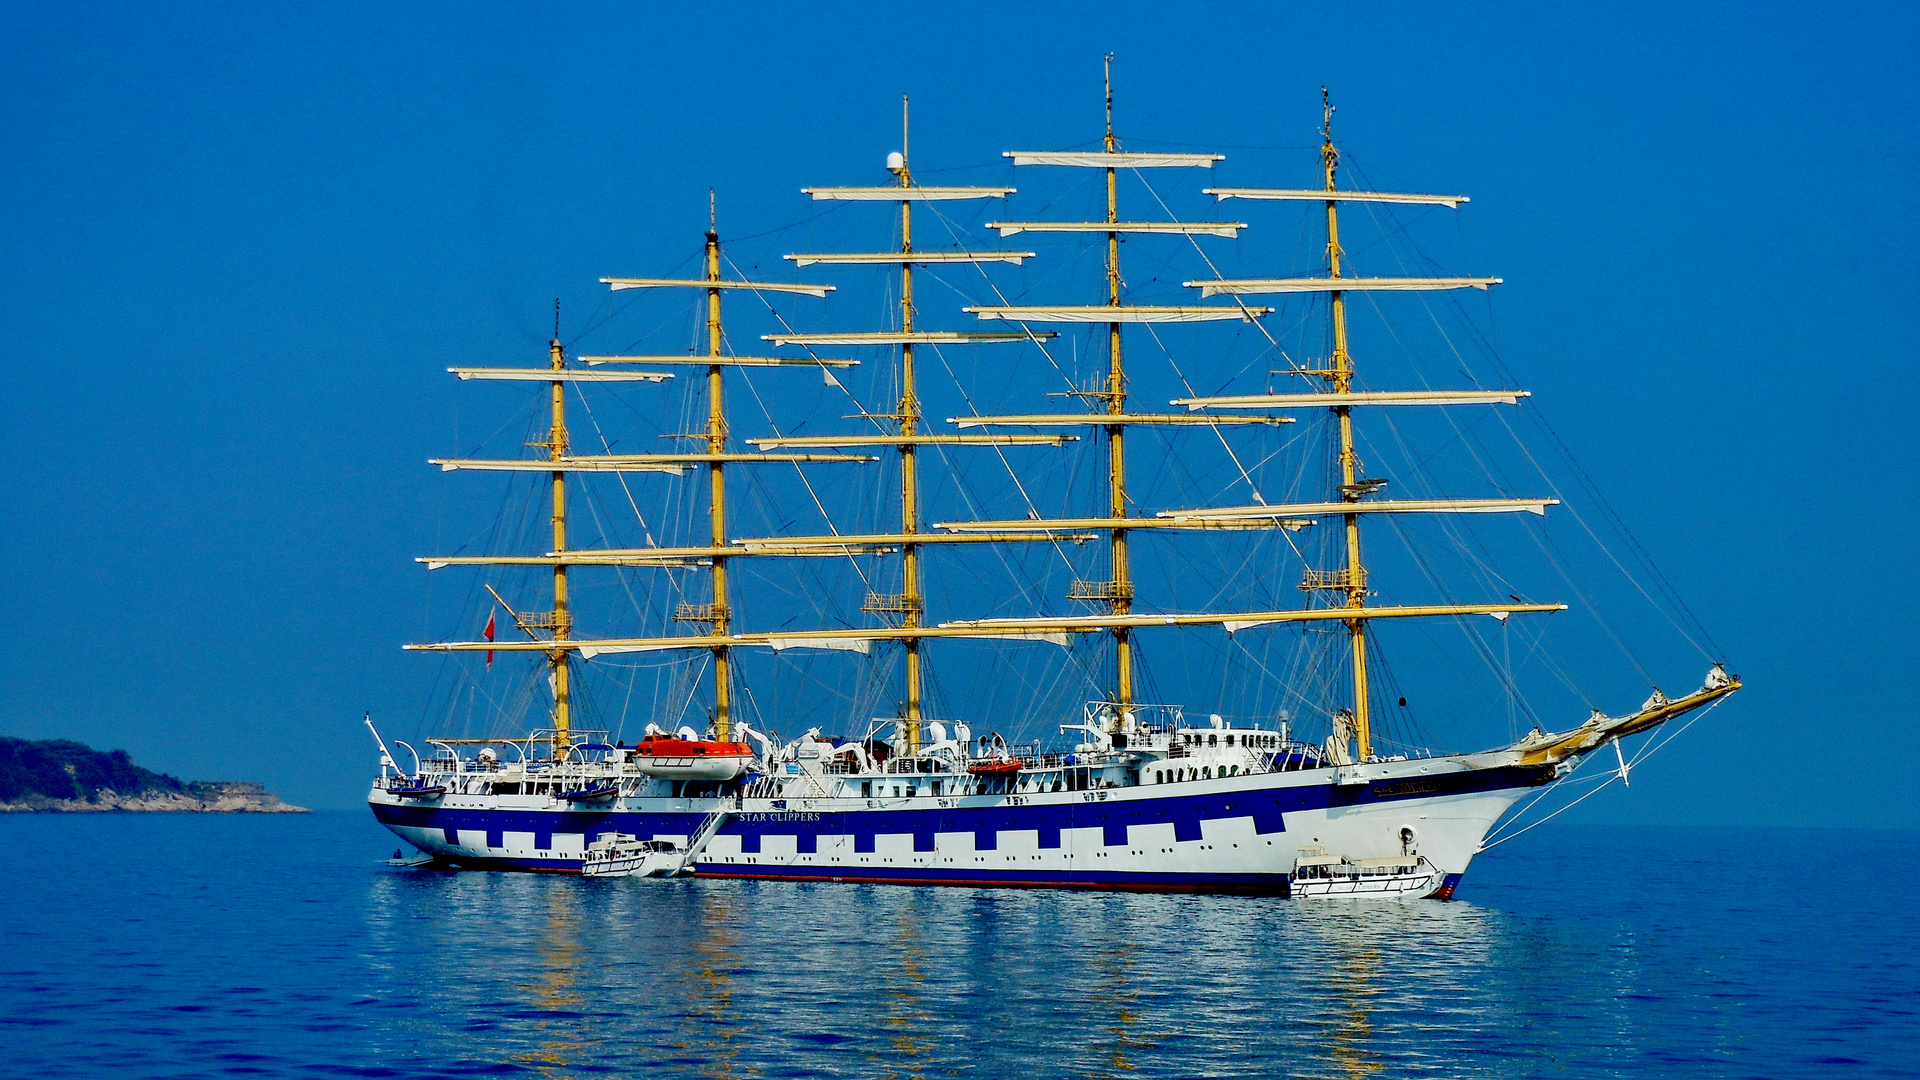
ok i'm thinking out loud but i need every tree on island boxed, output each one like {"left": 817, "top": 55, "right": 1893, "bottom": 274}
{"left": 0, "top": 737, "right": 187, "bottom": 802}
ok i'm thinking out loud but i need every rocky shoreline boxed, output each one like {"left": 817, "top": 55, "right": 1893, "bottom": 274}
{"left": 0, "top": 781, "right": 308, "bottom": 814}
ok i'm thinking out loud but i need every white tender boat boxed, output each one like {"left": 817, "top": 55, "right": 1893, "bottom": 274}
{"left": 1290, "top": 846, "right": 1450, "bottom": 900}
{"left": 580, "top": 833, "right": 689, "bottom": 878}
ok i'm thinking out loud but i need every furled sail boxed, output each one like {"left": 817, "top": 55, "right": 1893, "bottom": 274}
{"left": 966, "top": 305, "right": 1267, "bottom": 323}
{"left": 1174, "top": 390, "right": 1527, "bottom": 409}
{"left": 763, "top": 331, "right": 1048, "bottom": 346}
{"left": 934, "top": 516, "right": 1315, "bottom": 533}
{"left": 578, "top": 355, "right": 859, "bottom": 368}
{"left": 431, "top": 457, "right": 687, "bottom": 475}
{"left": 408, "top": 625, "right": 1091, "bottom": 654}
{"left": 786, "top": 251, "right": 1035, "bottom": 266}
{"left": 1156, "top": 498, "right": 1558, "bottom": 520}
{"left": 749, "top": 434, "right": 1075, "bottom": 447}
{"left": 430, "top": 452, "right": 875, "bottom": 472}
{"left": 1005, "top": 151, "right": 1223, "bottom": 168}
{"left": 802, "top": 186, "right": 1014, "bottom": 201}
{"left": 734, "top": 531, "right": 1097, "bottom": 548}
{"left": 1187, "top": 277, "right": 1501, "bottom": 296}
{"left": 952, "top": 413, "right": 1290, "bottom": 428}
{"left": 1204, "top": 188, "right": 1468, "bottom": 208}
{"left": 989, "top": 221, "right": 1242, "bottom": 238}
{"left": 940, "top": 602, "right": 1566, "bottom": 634}
{"left": 449, "top": 367, "right": 673, "bottom": 382}
{"left": 600, "top": 277, "right": 835, "bottom": 297}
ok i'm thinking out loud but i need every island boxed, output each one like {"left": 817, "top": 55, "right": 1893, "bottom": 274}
{"left": 0, "top": 737, "right": 308, "bottom": 812}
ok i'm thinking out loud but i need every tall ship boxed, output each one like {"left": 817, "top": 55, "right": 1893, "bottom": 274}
{"left": 369, "top": 71, "right": 1739, "bottom": 896}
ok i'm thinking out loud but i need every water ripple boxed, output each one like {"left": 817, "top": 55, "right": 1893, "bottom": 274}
{"left": 1, "top": 813, "right": 1911, "bottom": 1078}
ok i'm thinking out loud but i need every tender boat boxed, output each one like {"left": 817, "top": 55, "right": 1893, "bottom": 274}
{"left": 581, "top": 833, "right": 690, "bottom": 878}
{"left": 1290, "top": 846, "right": 1451, "bottom": 900}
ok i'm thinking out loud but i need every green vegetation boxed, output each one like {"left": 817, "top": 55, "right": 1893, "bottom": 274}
{"left": 0, "top": 738, "right": 185, "bottom": 803}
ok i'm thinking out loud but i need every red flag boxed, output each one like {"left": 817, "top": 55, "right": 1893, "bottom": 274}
{"left": 484, "top": 611, "right": 496, "bottom": 667}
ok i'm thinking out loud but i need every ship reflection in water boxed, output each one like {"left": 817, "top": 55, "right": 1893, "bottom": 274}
{"left": 363, "top": 873, "right": 1537, "bottom": 1078}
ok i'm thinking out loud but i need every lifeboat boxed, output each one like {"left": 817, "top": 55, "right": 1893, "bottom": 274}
{"left": 630, "top": 734, "right": 753, "bottom": 781}
{"left": 967, "top": 758, "right": 1023, "bottom": 777}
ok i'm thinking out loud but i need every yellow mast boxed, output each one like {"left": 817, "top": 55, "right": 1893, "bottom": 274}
{"left": 547, "top": 316, "right": 572, "bottom": 754}
{"left": 1322, "top": 90, "right": 1372, "bottom": 760}
{"left": 1103, "top": 55, "right": 1134, "bottom": 707}
{"left": 704, "top": 200, "right": 733, "bottom": 741}
{"left": 896, "top": 96, "right": 925, "bottom": 754}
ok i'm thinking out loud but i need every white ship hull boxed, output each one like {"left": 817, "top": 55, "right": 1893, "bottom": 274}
{"left": 371, "top": 750, "right": 1550, "bottom": 895}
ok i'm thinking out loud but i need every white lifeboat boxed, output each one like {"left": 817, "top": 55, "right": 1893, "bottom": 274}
{"left": 630, "top": 734, "right": 753, "bottom": 781}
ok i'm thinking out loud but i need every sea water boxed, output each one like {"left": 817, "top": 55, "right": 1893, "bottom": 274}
{"left": 0, "top": 812, "right": 1910, "bottom": 1078}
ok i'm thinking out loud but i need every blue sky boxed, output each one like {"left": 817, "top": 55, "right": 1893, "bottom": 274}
{"left": 2, "top": 1, "right": 1914, "bottom": 823}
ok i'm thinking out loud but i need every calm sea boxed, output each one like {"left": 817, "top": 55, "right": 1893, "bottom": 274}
{"left": 0, "top": 812, "right": 1910, "bottom": 1079}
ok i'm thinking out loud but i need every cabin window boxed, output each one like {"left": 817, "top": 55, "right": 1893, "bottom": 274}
{"left": 1203, "top": 767, "right": 1212, "bottom": 779}
{"left": 932, "top": 780, "right": 943, "bottom": 796}
{"left": 1225, "top": 734, "right": 1234, "bottom": 746}
{"left": 862, "top": 781, "right": 872, "bottom": 798}
{"left": 1209, "top": 734, "right": 1218, "bottom": 746}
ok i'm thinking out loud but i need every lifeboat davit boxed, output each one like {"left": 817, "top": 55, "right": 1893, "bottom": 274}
{"left": 630, "top": 734, "right": 753, "bottom": 781}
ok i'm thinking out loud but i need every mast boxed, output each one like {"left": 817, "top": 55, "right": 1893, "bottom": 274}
{"left": 704, "top": 198, "right": 733, "bottom": 741}
{"left": 547, "top": 306, "right": 572, "bottom": 754}
{"left": 1322, "top": 90, "right": 1372, "bottom": 761}
{"left": 1102, "top": 55, "right": 1134, "bottom": 707}
{"left": 897, "top": 97, "right": 924, "bottom": 752}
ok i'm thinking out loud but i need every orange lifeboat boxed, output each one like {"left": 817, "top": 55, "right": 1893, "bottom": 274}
{"left": 630, "top": 734, "right": 754, "bottom": 781}
{"left": 967, "top": 758, "right": 1023, "bottom": 778}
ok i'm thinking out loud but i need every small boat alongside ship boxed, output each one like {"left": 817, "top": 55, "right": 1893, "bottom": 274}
{"left": 1289, "top": 846, "right": 1451, "bottom": 900}
{"left": 369, "top": 68, "right": 1739, "bottom": 897}
{"left": 581, "top": 834, "right": 690, "bottom": 878}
